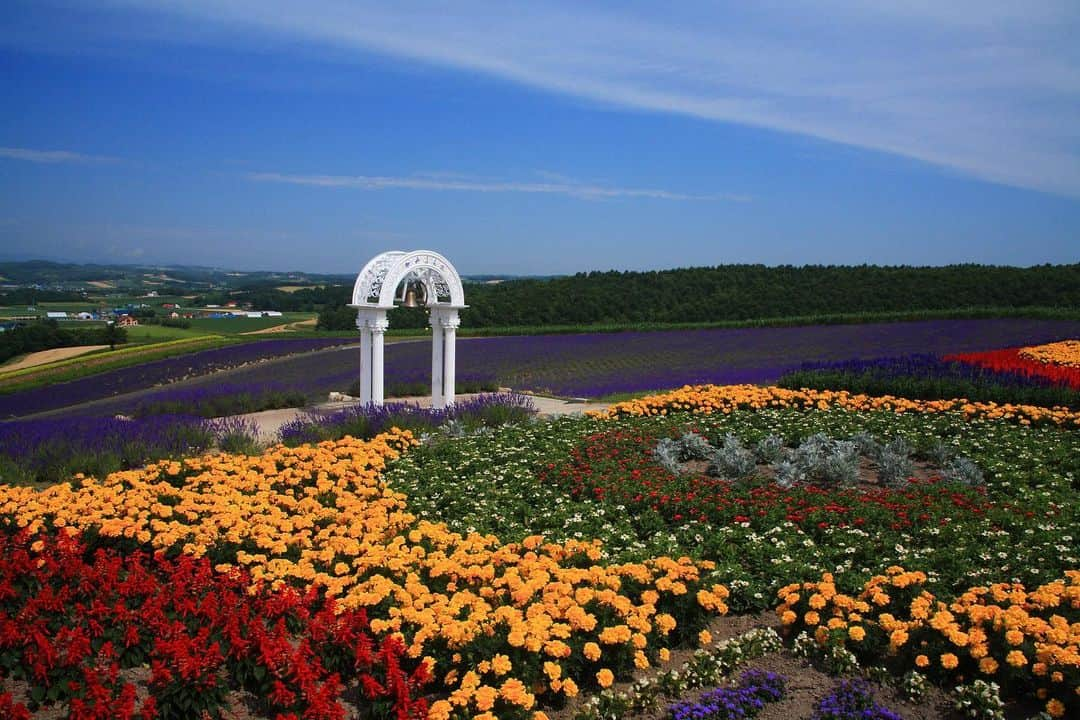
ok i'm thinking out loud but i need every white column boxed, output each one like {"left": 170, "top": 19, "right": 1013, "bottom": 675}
{"left": 429, "top": 308, "right": 444, "bottom": 409}
{"left": 371, "top": 316, "right": 387, "bottom": 406}
{"left": 442, "top": 310, "right": 460, "bottom": 406}
{"left": 356, "top": 310, "right": 372, "bottom": 404}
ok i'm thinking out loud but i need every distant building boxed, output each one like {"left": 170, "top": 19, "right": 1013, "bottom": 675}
{"left": 46, "top": 311, "right": 68, "bottom": 319}
{"left": 76, "top": 312, "right": 94, "bottom": 320}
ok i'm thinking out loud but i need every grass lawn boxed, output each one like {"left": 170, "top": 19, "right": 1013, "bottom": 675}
{"left": 123, "top": 323, "right": 210, "bottom": 342}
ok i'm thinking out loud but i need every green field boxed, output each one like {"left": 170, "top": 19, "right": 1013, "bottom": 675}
{"left": 122, "top": 324, "right": 209, "bottom": 342}
{"left": 185, "top": 312, "right": 314, "bottom": 334}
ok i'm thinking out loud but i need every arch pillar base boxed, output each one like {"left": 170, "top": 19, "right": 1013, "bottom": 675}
{"left": 355, "top": 307, "right": 388, "bottom": 406}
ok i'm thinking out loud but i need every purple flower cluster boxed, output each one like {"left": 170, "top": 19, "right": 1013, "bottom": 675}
{"left": 669, "top": 669, "right": 786, "bottom": 720}
{"left": 126, "top": 381, "right": 308, "bottom": 418}
{"left": 1, "top": 337, "right": 354, "bottom": 419}
{"left": 812, "top": 680, "right": 902, "bottom": 720}
{"left": 0, "top": 414, "right": 234, "bottom": 484}
{"left": 278, "top": 392, "right": 537, "bottom": 444}
{"left": 778, "top": 353, "right": 1080, "bottom": 408}
{"left": 791, "top": 354, "right": 1066, "bottom": 387}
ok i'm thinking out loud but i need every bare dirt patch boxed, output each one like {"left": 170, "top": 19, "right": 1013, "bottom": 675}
{"left": 241, "top": 318, "right": 317, "bottom": 335}
{"left": 1, "top": 345, "right": 110, "bottom": 373}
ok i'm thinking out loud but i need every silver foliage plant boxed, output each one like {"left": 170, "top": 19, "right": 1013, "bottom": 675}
{"left": 651, "top": 429, "right": 985, "bottom": 490}
{"left": 653, "top": 437, "right": 685, "bottom": 475}
{"left": 707, "top": 434, "right": 758, "bottom": 479}
{"left": 754, "top": 435, "right": 786, "bottom": 463}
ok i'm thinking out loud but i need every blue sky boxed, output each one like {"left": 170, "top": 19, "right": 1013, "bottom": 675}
{"left": 1, "top": 1, "right": 1078, "bottom": 275}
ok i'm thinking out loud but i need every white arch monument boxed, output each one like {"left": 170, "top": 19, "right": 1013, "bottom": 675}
{"left": 350, "top": 250, "right": 466, "bottom": 408}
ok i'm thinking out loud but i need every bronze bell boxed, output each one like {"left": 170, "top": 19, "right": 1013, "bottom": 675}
{"left": 400, "top": 280, "right": 426, "bottom": 308}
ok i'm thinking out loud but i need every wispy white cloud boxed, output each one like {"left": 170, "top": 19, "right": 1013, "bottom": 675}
{"left": 246, "top": 170, "right": 738, "bottom": 201}
{"left": 82, "top": 0, "right": 1079, "bottom": 198}
{"left": 0, "top": 146, "right": 119, "bottom": 164}
{"left": 4, "top": 2, "right": 1074, "bottom": 197}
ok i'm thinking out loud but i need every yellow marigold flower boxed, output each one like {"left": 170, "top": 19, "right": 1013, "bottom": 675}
{"left": 889, "top": 629, "right": 909, "bottom": 649}
{"left": 543, "top": 661, "right": 561, "bottom": 680}
{"left": 561, "top": 678, "right": 579, "bottom": 697}
{"left": 1005, "top": 629, "right": 1024, "bottom": 646}
{"left": 809, "top": 593, "right": 827, "bottom": 610}
{"left": 428, "top": 700, "right": 453, "bottom": 720}
{"left": 848, "top": 626, "right": 866, "bottom": 642}
{"left": 698, "top": 629, "right": 713, "bottom": 646}
{"left": 596, "top": 668, "right": 614, "bottom": 688}
{"left": 494, "top": 651, "right": 516, "bottom": 677}
{"left": 659, "top": 648, "right": 671, "bottom": 662}
{"left": 978, "top": 657, "right": 999, "bottom": 675}
{"left": 781, "top": 610, "right": 797, "bottom": 626}
{"left": 634, "top": 650, "right": 650, "bottom": 669}
{"left": 1046, "top": 699, "right": 1065, "bottom": 718}
{"left": 1006, "top": 650, "right": 1028, "bottom": 668}
{"left": 583, "top": 642, "right": 601, "bottom": 661}
{"left": 474, "top": 685, "right": 498, "bottom": 712}
{"left": 804, "top": 611, "right": 820, "bottom": 626}
{"left": 500, "top": 678, "right": 534, "bottom": 709}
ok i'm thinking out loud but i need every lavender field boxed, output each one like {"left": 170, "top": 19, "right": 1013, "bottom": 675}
{"left": 16, "top": 318, "right": 1078, "bottom": 420}
{"left": 0, "top": 338, "right": 354, "bottom": 419}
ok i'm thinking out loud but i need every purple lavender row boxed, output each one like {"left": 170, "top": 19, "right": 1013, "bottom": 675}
{"left": 669, "top": 669, "right": 786, "bottom": 720}
{"left": 777, "top": 353, "right": 1080, "bottom": 407}
{"left": 1, "top": 338, "right": 355, "bottom": 418}
{"left": 374, "top": 318, "right": 1080, "bottom": 397}
{"left": 790, "top": 353, "right": 1065, "bottom": 387}
{"left": 278, "top": 392, "right": 537, "bottom": 444}
{"left": 0, "top": 414, "right": 254, "bottom": 484}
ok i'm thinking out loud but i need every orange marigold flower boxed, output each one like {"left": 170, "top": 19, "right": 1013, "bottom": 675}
{"left": 596, "top": 668, "right": 614, "bottom": 688}
{"left": 1006, "top": 650, "right": 1028, "bottom": 668}
{"left": 940, "top": 653, "right": 958, "bottom": 670}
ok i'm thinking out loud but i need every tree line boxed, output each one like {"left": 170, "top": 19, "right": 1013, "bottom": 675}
{"left": 315, "top": 264, "right": 1080, "bottom": 330}
{"left": 0, "top": 320, "right": 127, "bottom": 364}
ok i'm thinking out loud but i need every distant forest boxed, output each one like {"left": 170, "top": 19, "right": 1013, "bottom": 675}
{"left": 318, "top": 264, "right": 1080, "bottom": 330}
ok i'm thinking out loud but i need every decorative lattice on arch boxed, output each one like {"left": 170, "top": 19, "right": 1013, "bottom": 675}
{"left": 351, "top": 250, "right": 465, "bottom": 308}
